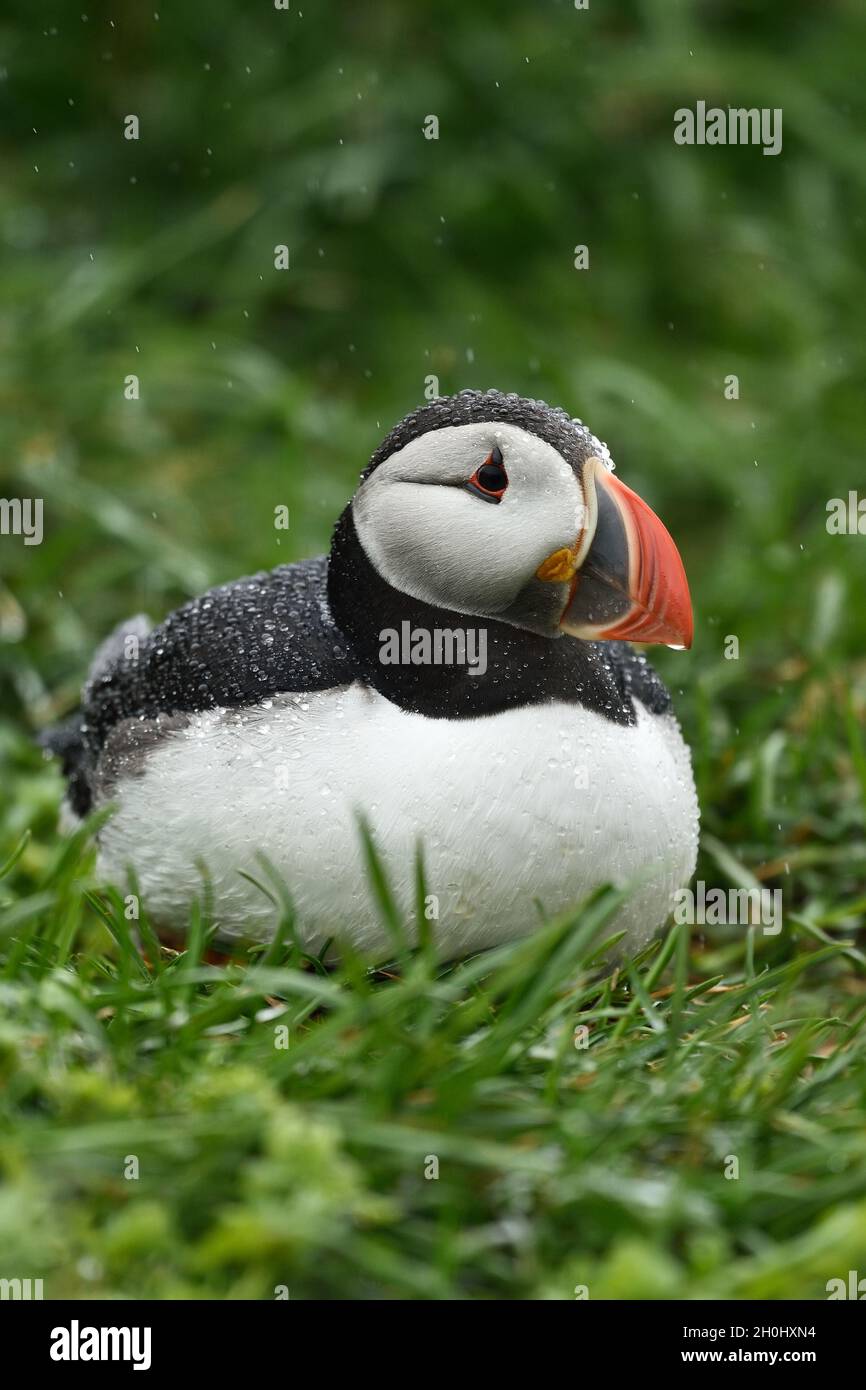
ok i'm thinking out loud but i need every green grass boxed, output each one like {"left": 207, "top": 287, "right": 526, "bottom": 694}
{"left": 1, "top": 815, "right": 866, "bottom": 1299}
{"left": 2, "top": 0, "right": 866, "bottom": 1299}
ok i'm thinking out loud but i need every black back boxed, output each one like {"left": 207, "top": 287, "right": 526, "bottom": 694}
{"left": 43, "top": 391, "right": 673, "bottom": 815}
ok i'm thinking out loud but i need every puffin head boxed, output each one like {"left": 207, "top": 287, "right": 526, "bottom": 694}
{"left": 346, "top": 389, "right": 692, "bottom": 649}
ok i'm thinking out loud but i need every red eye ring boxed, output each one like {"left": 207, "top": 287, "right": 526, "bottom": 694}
{"left": 466, "top": 446, "right": 508, "bottom": 503}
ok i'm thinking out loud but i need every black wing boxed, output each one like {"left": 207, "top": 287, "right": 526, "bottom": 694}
{"left": 42, "top": 556, "right": 355, "bottom": 816}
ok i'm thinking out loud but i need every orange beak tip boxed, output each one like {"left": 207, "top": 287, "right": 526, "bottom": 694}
{"left": 560, "top": 463, "right": 694, "bottom": 650}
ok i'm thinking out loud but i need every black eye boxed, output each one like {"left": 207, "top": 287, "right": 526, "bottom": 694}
{"left": 466, "top": 446, "right": 508, "bottom": 503}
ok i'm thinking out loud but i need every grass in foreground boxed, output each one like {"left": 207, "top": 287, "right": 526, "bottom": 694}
{"left": 2, "top": 0, "right": 866, "bottom": 1301}
{"left": 1, "top": 757, "right": 866, "bottom": 1300}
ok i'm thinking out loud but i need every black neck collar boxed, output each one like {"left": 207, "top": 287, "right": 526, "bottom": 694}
{"left": 326, "top": 507, "right": 634, "bottom": 722}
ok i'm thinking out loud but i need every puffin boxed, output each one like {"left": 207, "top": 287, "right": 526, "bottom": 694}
{"left": 43, "top": 390, "right": 699, "bottom": 960}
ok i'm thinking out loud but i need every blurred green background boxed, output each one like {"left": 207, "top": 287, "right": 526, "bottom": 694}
{"left": 2, "top": 0, "right": 865, "bottom": 721}
{"left": 2, "top": 0, "right": 866, "bottom": 1301}
{"left": 5, "top": 0, "right": 866, "bottom": 909}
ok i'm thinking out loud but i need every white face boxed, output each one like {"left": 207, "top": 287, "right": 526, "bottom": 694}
{"left": 352, "top": 421, "right": 587, "bottom": 630}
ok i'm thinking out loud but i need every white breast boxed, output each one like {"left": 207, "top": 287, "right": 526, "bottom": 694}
{"left": 95, "top": 685, "right": 699, "bottom": 960}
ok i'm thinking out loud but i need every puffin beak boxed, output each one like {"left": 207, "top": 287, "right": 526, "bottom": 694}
{"left": 535, "top": 457, "right": 693, "bottom": 648}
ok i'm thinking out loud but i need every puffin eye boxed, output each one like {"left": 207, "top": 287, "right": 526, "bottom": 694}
{"left": 466, "top": 446, "right": 508, "bottom": 504}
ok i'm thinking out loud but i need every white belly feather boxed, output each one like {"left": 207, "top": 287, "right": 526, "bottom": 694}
{"left": 95, "top": 685, "right": 699, "bottom": 959}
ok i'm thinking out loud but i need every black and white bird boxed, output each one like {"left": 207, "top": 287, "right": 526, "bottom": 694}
{"left": 44, "top": 390, "right": 698, "bottom": 959}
